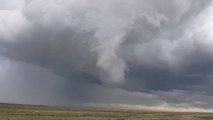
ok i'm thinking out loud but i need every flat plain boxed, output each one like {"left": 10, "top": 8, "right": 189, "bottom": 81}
{"left": 0, "top": 103, "right": 213, "bottom": 120}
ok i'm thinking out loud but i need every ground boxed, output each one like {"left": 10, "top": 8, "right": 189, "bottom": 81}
{"left": 0, "top": 103, "right": 213, "bottom": 120}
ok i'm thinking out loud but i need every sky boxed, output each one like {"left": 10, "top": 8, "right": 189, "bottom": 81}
{"left": 1, "top": 0, "right": 213, "bottom": 112}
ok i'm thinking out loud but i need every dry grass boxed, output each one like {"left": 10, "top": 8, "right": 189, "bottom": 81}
{"left": 0, "top": 103, "right": 213, "bottom": 120}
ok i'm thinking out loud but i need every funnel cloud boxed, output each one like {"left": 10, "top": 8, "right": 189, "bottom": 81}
{"left": 1, "top": 0, "right": 213, "bottom": 111}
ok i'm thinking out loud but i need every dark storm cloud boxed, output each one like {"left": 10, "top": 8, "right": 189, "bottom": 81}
{"left": 1, "top": 0, "right": 213, "bottom": 111}
{"left": 125, "top": 59, "right": 213, "bottom": 92}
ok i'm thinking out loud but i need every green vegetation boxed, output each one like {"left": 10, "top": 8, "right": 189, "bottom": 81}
{"left": 0, "top": 103, "right": 213, "bottom": 120}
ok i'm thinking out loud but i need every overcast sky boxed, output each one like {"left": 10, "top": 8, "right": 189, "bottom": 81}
{"left": 1, "top": 0, "right": 213, "bottom": 112}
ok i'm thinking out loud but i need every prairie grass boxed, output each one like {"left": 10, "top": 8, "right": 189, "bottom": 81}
{"left": 0, "top": 103, "right": 213, "bottom": 120}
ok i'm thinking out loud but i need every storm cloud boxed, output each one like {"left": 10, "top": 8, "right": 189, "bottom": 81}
{"left": 1, "top": 0, "right": 213, "bottom": 111}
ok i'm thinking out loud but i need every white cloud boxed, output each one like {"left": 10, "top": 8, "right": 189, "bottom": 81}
{"left": 0, "top": 10, "right": 28, "bottom": 40}
{"left": 0, "top": 0, "right": 25, "bottom": 10}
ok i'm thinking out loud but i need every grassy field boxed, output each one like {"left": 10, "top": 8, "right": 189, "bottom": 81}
{"left": 0, "top": 103, "right": 213, "bottom": 120}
